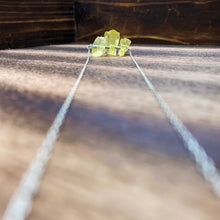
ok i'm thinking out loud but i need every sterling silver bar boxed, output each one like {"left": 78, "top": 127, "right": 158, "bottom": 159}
{"left": 87, "top": 44, "right": 129, "bottom": 50}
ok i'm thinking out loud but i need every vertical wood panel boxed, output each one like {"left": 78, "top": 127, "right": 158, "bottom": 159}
{"left": 75, "top": 0, "right": 220, "bottom": 45}
{"left": 0, "top": 0, "right": 219, "bottom": 48}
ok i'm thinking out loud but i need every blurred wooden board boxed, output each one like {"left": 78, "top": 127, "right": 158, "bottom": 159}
{"left": 0, "top": 0, "right": 75, "bottom": 49}
{"left": 75, "top": 0, "right": 220, "bottom": 45}
{"left": 0, "top": 44, "right": 220, "bottom": 219}
{"left": 1, "top": 0, "right": 220, "bottom": 49}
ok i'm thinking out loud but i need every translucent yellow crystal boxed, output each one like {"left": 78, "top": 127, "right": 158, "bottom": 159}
{"left": 119, "top": 38, "right": 131, "bottom": 56}
{"left": 91, "top": 30, "right": 131, "bottom": 57}
{"left": 104, "top": 29, "right": 120, "bottom": 56}
{"left": 92, "top": 36, "right": 106, "bottom": 57}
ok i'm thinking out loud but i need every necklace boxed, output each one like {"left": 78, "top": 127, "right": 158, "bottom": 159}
{"left": 2, "top": 33, "right": 220, "bottom": 220}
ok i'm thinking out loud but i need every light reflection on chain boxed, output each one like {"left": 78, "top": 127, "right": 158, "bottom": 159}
{"left": 129, "top": 49, "right": 220, "bottom": 198}
{"left": 2, "top": 50, "right": 91, "bottom": 220}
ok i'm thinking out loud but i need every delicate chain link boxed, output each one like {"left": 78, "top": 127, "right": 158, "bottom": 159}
{"left": 3, "top": 47, "right": 220, "bottom": 220}
{"left": 2, "top": 49, "right": 91, "bottom": 220}
{"left": 129, "top": 49, "right": 220, "bottom": 198}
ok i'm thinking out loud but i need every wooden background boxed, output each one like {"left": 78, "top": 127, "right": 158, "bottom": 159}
{"left": 0, "top": 0, "right": 220, "bottom": 49}
{"left": 0, "top": 0, "right": 76, "bottom": 49}
{"left": 76, "top": 0, "right": 220, "bottom": 45}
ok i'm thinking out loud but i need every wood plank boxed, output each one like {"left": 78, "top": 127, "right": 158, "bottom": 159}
{"left": 0, "top": 0, "right": 75, "bottom": 49}
{"left": 0, "top": 44, "right": 220, "bottom": 219}
{"left": 75, "top": 0, "right": 220, "bottom": 45}
{"left": 0, "top": 12, "right": 74, "bottom": 18}
{"left": 0, "top": 30, "right": 75, "bottom": 49}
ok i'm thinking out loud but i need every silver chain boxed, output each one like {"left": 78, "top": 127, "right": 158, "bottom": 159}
{"left": 129, "top": 49, "right": 220, "bottom": 198}
{"left": 2, "top": 46, "right": 220, "bottom": 220}
{"left": 2, "top": 49, "right": 91, "bottom": 220}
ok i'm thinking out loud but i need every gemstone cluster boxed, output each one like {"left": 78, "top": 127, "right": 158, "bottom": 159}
{"left": 92, "top": 30, "right": 131, "bottom": 57}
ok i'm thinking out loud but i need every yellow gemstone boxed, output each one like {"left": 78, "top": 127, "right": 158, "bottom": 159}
{"left": 104, "top": 30, "right": 120, "bottom": 56}
{"left": 92, "top": 36, "right": 106, "bottom": 57}
{"left": 119, "top": 38, "right": 131, "bottom": 56}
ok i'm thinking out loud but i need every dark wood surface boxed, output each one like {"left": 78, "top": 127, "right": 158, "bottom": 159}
{"left": 0, "top": 0, "right": 219, "bottom": 49}
{"left": 0, "top": 0, "right": 75, "bottom": 49}
{"left": 75, "top": 0, "right": 220, "bottom": 45}
{"left": 0, "top": 44, "right": 220, "bottom": 219}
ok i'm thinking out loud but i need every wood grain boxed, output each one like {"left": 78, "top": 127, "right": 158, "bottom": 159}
{"left": 1, "top": 0, "right": 219, "bottom": 48}
{"left": 75, "top": 0, "right": 220, "bottom": 45}
{"left": 0, "top": 0, "right": 75, "bottom": 49}
{"left": 0, "top": 44, "right": 220, "bottom": 219}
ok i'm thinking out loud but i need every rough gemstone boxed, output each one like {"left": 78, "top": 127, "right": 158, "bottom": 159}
{"left": 119, "top": 38, "right": 131, "bottom": 56}
{"left": 92, "top": 36, "right": 106, "bottom": 57}
{"left": 104, "top": 29, "right": 120, "bottom": 56}
{"left": 91, "top": 30, "right": 131, "bottom": 57}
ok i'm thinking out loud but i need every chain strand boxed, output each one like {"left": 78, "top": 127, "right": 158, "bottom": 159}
{"left": 2, "top": 49, "right": 91, "bottom": 220}
{"left": 129, "top": 49, "right": 220, "bottom": 198}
